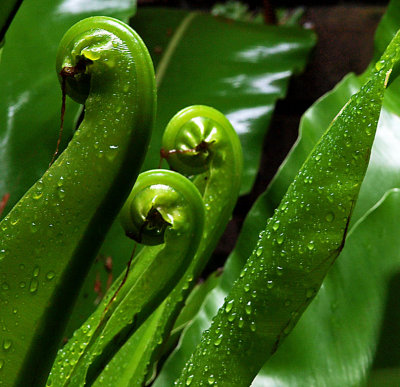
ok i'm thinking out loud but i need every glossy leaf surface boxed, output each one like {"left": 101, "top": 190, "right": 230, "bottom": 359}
{"left": 174, "top": 30, "right": 400, "bottom": 386}
{"left": 0, "top": 14, "right": 155, "bottom": 386}
{"left": 133, "top": 8, "right": 315, "bottom": 195}
{"left": 158, "top": 3, "right": 400, "bottom": 385}
{"left": 66, "top": 7, "right": 316, "bottom": 336}
{"left": 93, "top": 105, "right": 243, "bottom": 386}
{"left": 0, "top": 0, "right": 136, "bottom": 216}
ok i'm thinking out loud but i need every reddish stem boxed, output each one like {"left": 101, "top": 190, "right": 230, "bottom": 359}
{"left": 0, "top": 193, "right": 10, "bottom": 217}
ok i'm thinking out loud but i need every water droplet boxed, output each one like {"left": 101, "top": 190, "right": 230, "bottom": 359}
{"left": 276, "top": 234, "right": 284, "bottom": 245}
{"left": 238, "top": 317, "right": 244, "bottom": 328}
{"left": 267, "top": 280, "right": 274, "bottom": 289}
{"left": 19, "top": 281, "right": 26, "bottom": 288}
{"left": 272, "top": 221, "right": 280, "bottom": 231}
{"left": 30, "top": 222, "right": 38, "bottom": 233}
{"left": 2, "top": 339, "right": 12, "bottom": 350}
{"left": 46, "top": 271, "right": 55, "bottom": 281}
{"left": 34, "top": 181, "right": 44, "bottom": 199}
{"left": 0, "top": 359, "right": 4, "bottom": 370}
{"left": 33, "top": 266, "right": 40, "bottom": 277}
{"left": 255, "top": 247, "right": 262, "bottom": 257}
{"left": 307, "top": 241, "right": 315, "bottom": 250}
{"left": 245, "top": 301, "right": 252, "bottom": 315}
{"left": 227, "top": 313, "right": 236, "bottom": 322}
{"left": 250, "top": 321, "right": 256, "bottom": 332}
{"left": 225, "top": 300, "right": 234, "bottom": 313}
{"left": 1, "top": 282, "right": 9, "bottom": 291}
{"left": 0, "top": 249, "right": 5, "bottom": 261}
{"left": 10, "top": 217, "right": 19, "bottom": 226}
{"left": 366, "top": 123, "right": 373, "bottom": 136}
{"left": 29, "top": 278, "right": 39, "bottom": 293}
{"left": 58, "top": 189, "right": 65, "bottom": 199}
{"left": 315, "top": 153, "right": 322, "bottom": 161}
{"left": 214, "top": 334, "right": 223, "bottom": 346}
{"left": 276, "top": 266, "right": 283, "bottom": 276}
{"left": 186, "top": 375, "right": 194, "bottom": 385}
{"left": 325, "top": 212, "right": 335, "bottom": 222}
{"left": 375, "top": 59, "right": 384, "bottom": 71}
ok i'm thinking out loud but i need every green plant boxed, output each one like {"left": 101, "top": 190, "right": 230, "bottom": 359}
{"left": 0, "top": 15, "right": 156, "bottom": 386}
{"left": 2, "top": 1, "right": 400, "bottom": 387}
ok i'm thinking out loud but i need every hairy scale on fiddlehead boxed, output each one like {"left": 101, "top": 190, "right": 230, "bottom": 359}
{"left": 175, "top": 31, "right": 400, "bottom": 387}
{"left": 47, "top": 169, "right": 205, "bottom": 387}
{"left": 0, "top": 16, "right": 155, "bottom": 386}
{"left": 92, "top": 105, "right": 243, "bottom": 386}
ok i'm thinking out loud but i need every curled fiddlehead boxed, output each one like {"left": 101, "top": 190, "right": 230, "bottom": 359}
{"left": 93, "top": 105, "right": 243, "bottom": 386}
{"left": 0, "top": 16, "right": 155, "bottom": 386}
{"left": 48, "top": 169, "right": 205, "bottom": 386}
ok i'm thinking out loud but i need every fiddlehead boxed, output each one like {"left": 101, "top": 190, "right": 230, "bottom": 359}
{"left": 93, "top": 105, "right": 243, "bottom": 386}
{"left": 48, "top": 169, "right": 205, "bottom": 387}
{"left": 0, "top": 16, "right": 155, "bottom": 386}
{"left": 161, "top": 105, "right": 242, "bottom": 247}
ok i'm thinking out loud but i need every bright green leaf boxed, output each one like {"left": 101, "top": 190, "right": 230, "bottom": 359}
{"left": 65, "top": 7, "right": 316, "bottom": 336}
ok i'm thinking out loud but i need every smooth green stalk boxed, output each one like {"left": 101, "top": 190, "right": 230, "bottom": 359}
{"left": 48, "top": 169, "right": 205, "bottom": 386}
{"left": 92, "top": 105, "right": 243, "bottom": 386}
{"left": 0, "top": 16, "right": 155, "bottom": 386}
{"left": 176, "top": 29, "right": 400, "bottom": 387}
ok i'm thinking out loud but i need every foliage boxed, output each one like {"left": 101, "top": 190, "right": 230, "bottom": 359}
{"left": 1, "top": 0, "right": 400, "bottom": 386}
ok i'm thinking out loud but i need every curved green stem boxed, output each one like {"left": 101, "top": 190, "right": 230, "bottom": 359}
{"left": 0, "top": 16, "right": 155, "bottom": 386}
{"left": 93, "top": 105, "right": 243, "bottom": 386}
{"left": 48, "top": 169, "right": 205, "bottom": 386}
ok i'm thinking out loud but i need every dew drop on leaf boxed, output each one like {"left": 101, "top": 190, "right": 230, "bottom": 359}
{"left": 29, "top": 278, "right": 39, "bottom": 293}
{"left": 225, "top": 300, "right": 234, "bottom": 313}
{"left": 245, "top": 301, "right": 252, "bottom": 315}
{"left": 2, "top": 339, "right": 12, "bottom": 351}
{"left": 325, "top": 212, "right": 335, "bottom": 222}
{"left": 276, "top": 234, "right": 284, "bottom": 244}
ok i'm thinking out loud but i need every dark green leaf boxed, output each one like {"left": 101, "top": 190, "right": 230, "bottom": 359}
{"left": 0, "top": 0, "right": 23, "bottom": 42}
